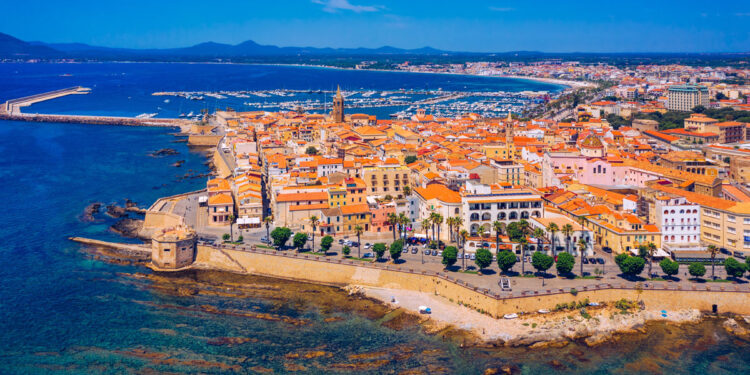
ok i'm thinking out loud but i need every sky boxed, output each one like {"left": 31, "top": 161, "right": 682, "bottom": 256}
{"left": 2, "top": 1, "right": 749, "bottom": 53}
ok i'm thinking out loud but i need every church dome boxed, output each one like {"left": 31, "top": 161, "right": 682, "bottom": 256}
{"left": 580, "top": 135, "right": 604, "bottom": 149}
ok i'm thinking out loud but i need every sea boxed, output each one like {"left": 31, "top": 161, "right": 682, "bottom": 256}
{"left": 0, "top": 63, "right": 748, "bottom": 374}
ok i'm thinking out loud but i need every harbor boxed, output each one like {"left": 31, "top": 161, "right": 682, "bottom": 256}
{"left": 1, "top": 87, "right": 194, "bottom": 128}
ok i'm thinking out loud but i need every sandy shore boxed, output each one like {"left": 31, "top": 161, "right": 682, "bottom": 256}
{"left": 360, "top": 285, "right": 702, "bottom": 347}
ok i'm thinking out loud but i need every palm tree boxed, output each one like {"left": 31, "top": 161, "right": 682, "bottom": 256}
{"left": 533, "top": 227, "right": 545, "bottom": 255}
{"left": 519, "top": 237, "right": 528, "bottom": 275}
{"left": 453, "top": 216, "right": 464, "bottom": 245}
{"left": 561, "top": 224, "right": 574, "bottom": 254}
{"left": 421, "top": 218, "right": 431, "bottom": 241}
{"left": 446, "top": 217, "right": 455, "bottom": 243}
{"left": 429, "top": 212, "right": 438, "bottom": 241}
{"left": 434, "top": 214, "right": 444, "bottom": 246}
{"left": 403, "top": 186, "right": 411, "bottom": 196}
{"left": 578, "top": 238, "right": 587, "bottom": 276}
{"left": 647, "top": 242, "right": 657, "bottom": 277}
{"left": 263, "top": 216, "right": 273, "bottom": 245}
{"left": 707, "top": 244, "right": 718, "bottom": 280}
{"left": 493, "top": 221, "right": 505, "bottom": 255}
{"left": 387, "top": 212, "right": 398, "bottom": 241}
{"left": 401, "top": 215, "right": 411, "bottom": 238}
{"left": 398, "top": 213, "right": 409, "bottom": 239}
{"left": 354, "top": 225, "right": 364, "bottom": 259}
{"left": 309, "top": 216, "right": 319, "bottom": 252}
{"left": 459, "top": 229, "right": 469, "bottom": 270}
{"left": 228, "top": 214, "right": 235, "bottom": 242}
{"left": 546, "top": 222, "right": 559, "bottom": 255}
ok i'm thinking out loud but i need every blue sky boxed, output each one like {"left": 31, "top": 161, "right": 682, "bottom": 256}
{"left": 3, "top": 1, "right": 749, "bottom": 52}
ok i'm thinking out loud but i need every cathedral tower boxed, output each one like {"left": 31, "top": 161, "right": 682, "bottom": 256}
{"left": 330, "top": 85, "right": 345, "bottom": 123}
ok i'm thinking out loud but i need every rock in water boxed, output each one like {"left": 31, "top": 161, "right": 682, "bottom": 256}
{"left": 80, "top": 202, "right": 103, "bottom": 222}
{"left": 148, "top": 148, "right": 180, "bottom": 157}
{"left": 106, "top": 204, "right": 128, "bottom": 218}
{"left": 110, "top": 218, "right": 144, "bottom": 238}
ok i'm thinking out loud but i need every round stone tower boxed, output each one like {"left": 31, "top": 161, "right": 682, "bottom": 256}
{"left": 151, "top": 225, "right": 197, "bottom": 269}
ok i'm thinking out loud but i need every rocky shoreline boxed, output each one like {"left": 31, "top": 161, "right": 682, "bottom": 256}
{"left": 358, "top": 285, "right": 750, "bottom": 349}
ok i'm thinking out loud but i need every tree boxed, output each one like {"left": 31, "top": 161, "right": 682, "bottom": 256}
{"left": 519, "top": 238, "right": 528, "bottom": 275}
{"left": 546, "top": 223, "right": 559, "bottom": 253}
{"left": 372, "top": 243, "right": 387, "bottom": 260}
{"left": 387, "top": 213, "right": 398, "bottom": 241}
{"left": 404, "top": 155, "right": 417, "bottom": 164}
{"left": 354, "top": 225, "right": 364, "bottom": 258}
{"left": 263, "top": 216, "right": 273, "bottom": 243}
{"left": 390, "top": 239, "right": 404, "bottom": 262}
{"left": 421, "top": 218, "right": 431, "bottom": 242}
{"left": 707, "top": 245, "right": 718, "bottom": 280}
{"left": 305, "top": 146, "right": 318, "bottom": 155}
{"left": 293, "top": 232, "right": 308, "bottom": 252}
{"left": 615, "top": 253, "right": 629, "bottom": 269}
{"left": 434, "top": 214, "right": 444, "bottom": 246}
{"left": 475, "top": 248, "right": 492, "bottom": 272}
{"left": 453, "top": 216, "right": 464, "bottom": 245}
{"left": 692, "top": 105, "right": 706, "bottom": 113}
{"left": 237, "top": 235, "right": 244, "bottom": 243}
{"left": 342, "top": 245, "right": 351, "bottom": 257}
{"left": 715, "top": 92, "right": 727, "bottom": 100}
{"left": 398, "top": 213, "right": 409, "bottom": 239}
{"left": 556, "top": 252, "right": 575, "bottom": 275}
{"left": 724, "top": 257, "right": 746, "bottom": 279}
{"left": 618, "top": 255, "right": 646, "bottom": 277}
{"left": 309, "top": 216, "right": 319, "bottom": 253}
{"left": 459, "top": 229, "right": 469, "bottom": 270}
{"left": 222, "top": 233, "right": 231, "bottom": 241}
{"left": 577, "top": 238, "right": 587, "bottom": 276}
{"left": 402, "top": 185, "right": 411, "bottom": 197}
{"left": 493, "top": 221, "right": 506, "bottom": 254}
{"left": 688, "top": 262, "right": 706, "bottom": 280}
{"left": 646, "top": 242, "right": 657, "bottom": 277}
{"left": 497, "top": 250, "right": 517, "bottom": 273}
{"left": 228, "top": 214, "right": 235, "bottom": 242}
{"left": 271, "top": 227, "right": 292, "bottom": 248}
{"left": 659, "top": 258, "right": 679, "bottom": 278}
{"left": 442, "top": 246, "right": 458, "bottom": 268}
{"left": 531, "top": 251, "right": 554, "bottom": 275}
{"left": 320, "top": 235, "right": 334, "bottom": 253}
{"left": 532, "top": 227, "right": 545, "bottom": 255}
{"left": 561, "top": 224, "right": 573, "bottom": 253}
{"left": 506, "top": 222, "right": 525, "bottom": 242}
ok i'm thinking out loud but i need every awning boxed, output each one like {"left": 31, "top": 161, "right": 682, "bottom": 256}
{"left": 237, "top": 217, "right": 261, "bottom": 225}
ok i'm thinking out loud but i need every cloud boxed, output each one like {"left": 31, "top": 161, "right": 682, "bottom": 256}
{"left": 312, "top": 0, "right": 382, "bottom": 13}
{"left": 489, "top": 6, "right": 514, "bottom": 12}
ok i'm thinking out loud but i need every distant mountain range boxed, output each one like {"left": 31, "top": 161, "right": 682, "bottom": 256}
{"left": 1, "top": 31, "right": 451, "bottom": 59}
{"left": 2, "top": 32, "right": 747, "bottom": 64}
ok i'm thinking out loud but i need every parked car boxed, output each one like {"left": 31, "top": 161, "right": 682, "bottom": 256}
{"left": 431, "top": 250, "right": 438, "bottom": 256}
{"left": 350, "top": 242, "right": 359, "bottom": 248}
{"left": 411, "top": 247, "right": 418, "bottom": 254}
{"left": 588, "top": 257, "right": 597, "bottom": 264}
{"left": 582, "top": 257, "right": 589, "bottom": 264}
{"left": 364, "top": 243, "right": 371, "bottom": 249}
{"left": 402, "top": 247, "right": 408, "bottom": 253}
{"left": 602, "top": 246, "right": 612, "bottom": 253}
{"left": 260, "top": 236, "right": 268, "bottom": 243}
{"left": 437, "top": 251, "right": 443, "bottom": 257}
{"left": 338, "top": 239, "right": 345, "bottom": 244}
{"left": 363, "top": 252, "right": 373, "bottom": 258}
{"left": 424, "top": 249, "right": 431, "bottom": 255}
{"left": 596, "top": 258, "right": 606, "bottom": 264}
{"left": 470, "top": 254, "right": 476, "bottom": 260}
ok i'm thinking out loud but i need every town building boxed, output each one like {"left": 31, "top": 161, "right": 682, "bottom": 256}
{"left": 666, "top": 84, "right": 709, "bottom": 112}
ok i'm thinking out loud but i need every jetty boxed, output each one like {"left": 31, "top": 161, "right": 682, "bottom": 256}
{"left": 1, "top": 87, "right": 193, "bottom": 128}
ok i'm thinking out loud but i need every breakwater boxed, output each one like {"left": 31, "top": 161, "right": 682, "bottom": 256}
{"left": 0, "top": 112, "right": 189, "bottom": 127}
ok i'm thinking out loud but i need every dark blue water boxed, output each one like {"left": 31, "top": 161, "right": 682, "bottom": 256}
{"left": 0, "top": 63, "right": 563, "bottom": 118}
{"left": 0, "top": 64, "right": 747, "bottom": 374}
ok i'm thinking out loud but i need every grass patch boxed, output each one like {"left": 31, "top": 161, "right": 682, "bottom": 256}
{"left": 223, "top": 241, "right": 244, "bottom": 245}
{"left": 346, "top": 257, "right": 374, "bottom": 262}
{"left": 532, "top": 323, "right": 537, "bottom": 328}
{"left": 309, "top": 252, "right": 328, "bottom": 256}
{"left": 575, "top": 276, "right": 598, "bottom": 280}
{"left": 522, "top": 323, "right": 529, "bottom": 326}
{"left": 460, "top": 270, "right": 479, "bottom": 274}
{"left": 647, "top": 277, "right": 667, "bottom": 281}
{"left": 255, "top": 244, "right": 274, "bottom": 249}
{"left": 518, "top": 274, "right": 536, "bottom": 278}
{"left": 706, "top": 279, "right": 732, "bottom": 283}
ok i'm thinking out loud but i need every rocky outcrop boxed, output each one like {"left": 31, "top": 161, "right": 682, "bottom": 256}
{"left": 148, "top": 148, "right": 179, "bottom": 157}
{"left": 80, "top": 202, "right": 102, "bottom": 222}
{"left": 722, "top": 318, "right": 749, "bottom": 337}
{"left": 106, "top": 204, "right": 128, "bottom": 218}
{"left": 110, "top": 218, "right": 144, "bottom": 238}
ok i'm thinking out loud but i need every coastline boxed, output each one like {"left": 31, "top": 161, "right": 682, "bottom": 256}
{"left": 360, "top": 285, "right": 704, "bottom": 347}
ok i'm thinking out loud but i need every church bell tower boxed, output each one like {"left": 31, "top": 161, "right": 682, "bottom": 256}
{"left": 330, "top": 85, "right": 345, "bottom": 123}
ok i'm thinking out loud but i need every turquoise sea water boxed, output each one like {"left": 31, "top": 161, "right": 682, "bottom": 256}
{"left": 0, "top": 64, "right": 748, "bottom": 374}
